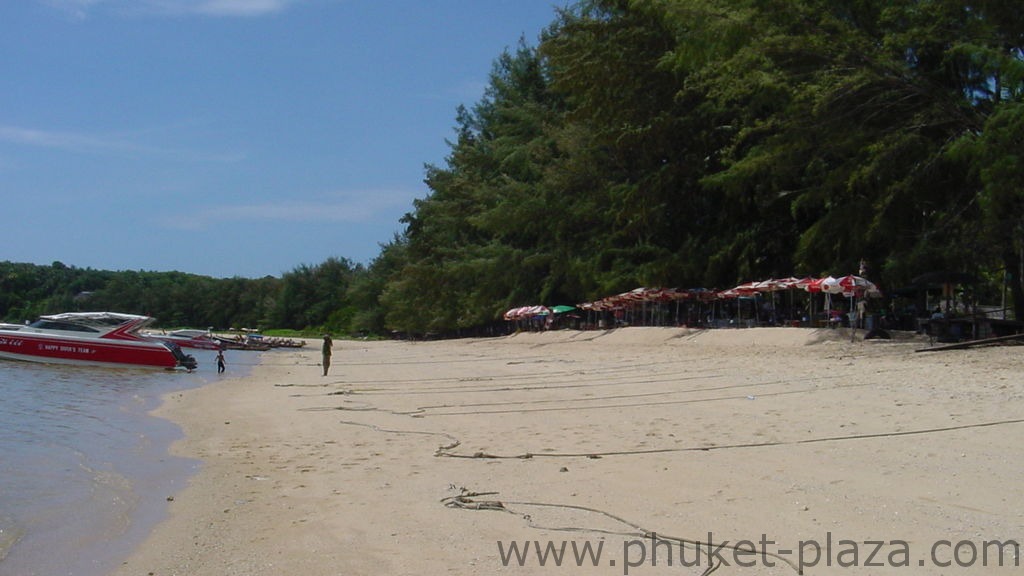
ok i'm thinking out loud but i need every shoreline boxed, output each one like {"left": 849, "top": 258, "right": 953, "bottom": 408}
{"left": 0, "top": 352, "right": 225, "bottom": 576}
{"left": 113, "top": 327, "right": 1023, "bottom": 575}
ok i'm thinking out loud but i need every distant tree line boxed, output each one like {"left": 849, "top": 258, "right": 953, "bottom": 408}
{"left": 0, "top": 259, "right": 374, "bottom": 335}
{"left": 5, "top": 1, "right": 1023, "bottom": 336}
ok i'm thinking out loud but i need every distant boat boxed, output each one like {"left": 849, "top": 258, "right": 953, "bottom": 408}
{"left": 212, "top": 332, "right": 306, "bottom": 350}
{"left": 211, "top": 334, "right": 272, "bottom": 351}
{"left": 247, "top": 333, "right": 307, "bottom": 348}
{"left": 145, "top": 329, "right": 221, "bottom": 350}
{"left": 0, "top": 312, "right": 197, "bottom": 370}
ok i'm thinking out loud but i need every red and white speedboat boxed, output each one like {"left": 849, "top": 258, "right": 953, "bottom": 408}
{"left": 0, "top": 312, "right": 198, "bottom": 370}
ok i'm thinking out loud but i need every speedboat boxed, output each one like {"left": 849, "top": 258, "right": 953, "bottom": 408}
{"left": 0, "top": 312, "right": 198, "bottom": 370}
{"left": 145, "top": 328, "right": 222, "bottom": 350}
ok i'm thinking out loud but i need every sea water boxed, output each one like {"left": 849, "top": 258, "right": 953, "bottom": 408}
{"left": 0, "top": 349, "right": 253, "bottom": 576}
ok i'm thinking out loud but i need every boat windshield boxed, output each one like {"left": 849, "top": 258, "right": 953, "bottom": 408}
{"left": 28, "top": 320, "right": 100, "bottom": 333}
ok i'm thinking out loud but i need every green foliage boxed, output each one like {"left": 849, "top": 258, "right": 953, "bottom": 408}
{"left": 269, "top": 257, "right": 362, "bottom": 333}
{"left": 371, "top": 0, "right": 1024, "bottom": 331}
{"left": 0, "top": 260, "right": 362, "bottom": 335}
{"left": 8, "top": 1, "right": 1023, "bottom": 333}
{"left": 0, "top": 261, "right": 272, "bottom": 328}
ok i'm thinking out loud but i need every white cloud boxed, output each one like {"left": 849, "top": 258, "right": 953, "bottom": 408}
{"left": 0, "top": 124, "right": 246, "bottom": 163}
{"left": 146, "top": 0, "right": 295, "bottom": 17}
{"left": 202, "top": 0, "right": 293, "bottom": 17}
{"left": 40, "top": 0, "right": 297, "bottom": 19}
{"left": 39, "top": 0, "right": 102, "bottom": 20}
{"left": 0, "top": 125, "right": 138, "bottom": 154}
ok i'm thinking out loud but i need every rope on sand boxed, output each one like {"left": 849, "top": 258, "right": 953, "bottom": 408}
{"left": 336, "top": 419, "right": 461, "bottom": 453}
{"left": 440, "top": 488, "right": 803, "bottom": 575}
{"left": 413, "top": 367, "right": 923, "bottom": 417}
{"left": 435, "top": 417, "right": 1024, "bottom": 460}
{"left": 331, "top": 420, "right": 812, "bottom": 573}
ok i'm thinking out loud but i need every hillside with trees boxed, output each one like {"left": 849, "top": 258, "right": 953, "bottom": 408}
{"left": 374, "top": 0, "right": 1024, "bottom": 334}
{"left": 4, "top": 1, "right": 1022, "bottom": 336}
{"left": 0, "top": 259, "right": 365, "bottom": 334}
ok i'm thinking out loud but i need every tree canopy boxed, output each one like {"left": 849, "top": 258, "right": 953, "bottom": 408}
{"left": 373, "top": 0, "right": 1024, "bottom": 332}
{"left": 6, "top": 1, "right": 1022, "bottom": 335}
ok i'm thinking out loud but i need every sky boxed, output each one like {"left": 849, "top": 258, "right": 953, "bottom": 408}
{"left": 1, "top": 0, "right": 564, "bottom": 278}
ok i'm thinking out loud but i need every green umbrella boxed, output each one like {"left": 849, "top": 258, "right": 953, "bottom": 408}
{"left": 551, "top": 305, "right": 576, "bottom": 314}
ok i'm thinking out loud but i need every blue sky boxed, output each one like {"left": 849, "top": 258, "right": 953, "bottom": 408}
{"left": 2, "top": 0, "right": 563, "bottom": 278}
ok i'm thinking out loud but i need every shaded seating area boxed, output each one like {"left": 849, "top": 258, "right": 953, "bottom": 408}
{"left": 897, "top": 271, "right": 1024, "bottom": 344}
{"left": 505, "top": 275, "right": 885, "bottom": 332}
{"left": 503, "top": 270, "right": 1021, "bottom": 345}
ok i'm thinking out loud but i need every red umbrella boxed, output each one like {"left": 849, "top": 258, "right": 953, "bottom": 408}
{"left": 753, "top": 279, "right": 785, "bottom": 292}
{"left": 730, "top": 281, "right": 761, "bottom": 296}
{"left": 836, "top": 274, "right": 881, "bottom": 297}
{"left": 789, "top": 276, "right": 818, "bottom": 290}
{"left": 503, "top": 306, "right": 527, "bottom": 320}
{"left": 804, "top": 276, "right": 835, "bottom": 293}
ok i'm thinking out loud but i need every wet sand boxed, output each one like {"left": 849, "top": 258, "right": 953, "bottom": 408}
{"left": 112, "top": 328, "right": 1023, "bottom": 575}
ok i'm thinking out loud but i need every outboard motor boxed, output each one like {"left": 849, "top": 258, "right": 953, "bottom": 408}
{"left": 168, "top": 344, "right": 199, "bottom": 371}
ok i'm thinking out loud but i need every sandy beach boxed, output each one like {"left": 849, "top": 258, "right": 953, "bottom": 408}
{"left": 111, "top": 327, "right": 1022, "bottom": 575}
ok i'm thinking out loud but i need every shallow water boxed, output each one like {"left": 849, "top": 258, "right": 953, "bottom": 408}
{"left": 0, "top": 349, "right": 250, "bottom": 576}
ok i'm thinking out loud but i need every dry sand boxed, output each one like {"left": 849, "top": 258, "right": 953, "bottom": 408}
{"left": 112, "top": 327, "right": 1023, "bottom": 575}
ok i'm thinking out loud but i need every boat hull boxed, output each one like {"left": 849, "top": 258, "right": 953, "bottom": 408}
{"left": 0, "top": 333, "right": 183, "bottom": 369}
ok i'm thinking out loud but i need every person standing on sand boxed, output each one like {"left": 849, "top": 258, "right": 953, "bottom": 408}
{"left": 321, "top": 334, "right": 333, "bottom": 376}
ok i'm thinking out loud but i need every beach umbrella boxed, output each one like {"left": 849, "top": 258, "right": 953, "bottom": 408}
{"left": 503, "top": 306, "right": 526, "bottom": 320}
{"left": 773, "top": 276, "right": 802, "bottom": 290}
{"left": 767, "top": 277, "right": 804, "bottom": 322}
{"left": 802, "top": 276, "right": 836, "bottom": 324}
{"left": 752, "top": 279, "right": 788, "bottom": 322}
{"left": 691, "top": 288, "right": 718, "bottom": 302}
{"left": 789, "top": 276, "right": 818, "bottom": 291}
{"left": 822, "top": 276, "right": 844, "bottom": 294}
{"left": 753, "top": 279, "right": 784, "bottom": 292}
{"left": 804, "top": 276, "right": 834, "bottom": 293}
{"left": 670, "top": 288, "right": 713, "bottom": 325}
{"left": 619, "top": 287, "right": 650, "bottom": 301}
{"left": 831, "top": 275, "right": 880, "bottom": 338}
{"left": 576, "top": 301, "right": 608, "bottom": 328}
{"left": 821, "top": 277, "right": 849, "bottom": 324}
{"left": 644, "top": 288, "right": 676, "bottom": 325}
{"left": 836, "top": 274, "right": 881, "bottom": 297}
{"left": 732, "top": 282, "right": 765, "bottom": 325}
{"left": 791, "top": 277, "right": 818, "bottom": 319}
{"left": 718, "top": 283, "right": 757, "bottom": 326}
{"left": 551, "top": 305, "right": 576, "bottom": 314}
{"left": 731, "top": 281, "right": 761, "bottom": 295}
{"left": 646, "top": 288, "right": 676, "bottom": 302}
{"left": 612, "top": 288, "right": 652, "bottom": 325}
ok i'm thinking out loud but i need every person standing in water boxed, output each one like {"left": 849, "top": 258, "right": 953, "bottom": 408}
{"left": 216, "top": 349, "right": 226, "bottom": 374}
{"left": 321, "top": 334, "right": 333, "bottom": 376}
